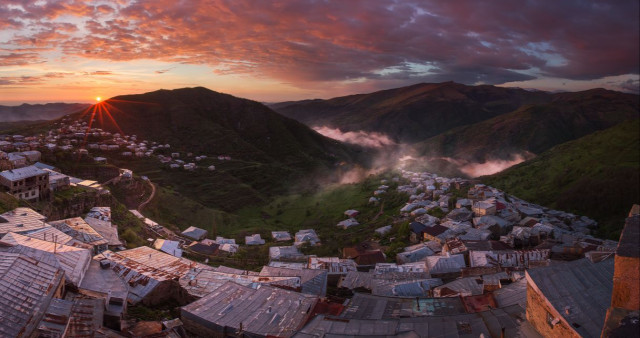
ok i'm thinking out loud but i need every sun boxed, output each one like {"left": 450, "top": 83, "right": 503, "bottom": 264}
{"left": 96, "top": 96, "right": 102, "bottom": 102}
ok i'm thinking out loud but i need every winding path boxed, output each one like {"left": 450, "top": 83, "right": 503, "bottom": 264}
{"left": 138, "top": 179, "right": 156, "bottom": 211}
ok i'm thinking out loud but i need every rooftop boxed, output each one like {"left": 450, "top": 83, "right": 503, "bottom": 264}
{"left": 0, "top": 252, "right": 64, "bottom": 337}
{"left": 0, "top": 232, "right": 92, "bottom": 286}
{"left": 0, "top": 207, "right": 48, "bottom": 236}
{"left": 526, "top": 258, "right": 615, "bottom": 337}
{"left": 181, "top": 281, "right": 318, "bottom": 338}
{"left": 0, "top": 165, "right": 48, "bottom": 181}
{"left": 616, "top": 213, "right": 639, "bottom": 258}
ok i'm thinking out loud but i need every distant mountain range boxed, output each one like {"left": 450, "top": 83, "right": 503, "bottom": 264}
{"left": 272, "top": 82, "right": 639, "bottom": 162}
{"left": 0, "top": 103, "right": 90, "bottom": 122}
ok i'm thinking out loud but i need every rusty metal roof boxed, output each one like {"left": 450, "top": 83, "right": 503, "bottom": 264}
{"left": 0, "top": 251, "right": 65, "bottom": 338}
{"left": 181, "top": 281, "right": 318, "bottom": 338}
{"left": 48, "top": 217, "right": 109, "bottom": 247}
{"left": 0, "top": 232, "right": 92, "bottom": 287}
{"left": 179, "top": 267, "right": 301, "bottom": 298}
{"left": 260, "top": 266, "right": 328, "bottom": 297}
{"left": 36, "top": 298, "right": 73, "bottom": 337}
{"left": 0, "top": 207, "right": 49, "bottom": 236}
{"left": 96, "top": 246, "right": 205, "bottom": 304}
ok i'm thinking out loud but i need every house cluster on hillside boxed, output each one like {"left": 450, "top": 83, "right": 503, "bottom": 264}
{"left": 0, "top": 171, "right": 637, "bottom": 337}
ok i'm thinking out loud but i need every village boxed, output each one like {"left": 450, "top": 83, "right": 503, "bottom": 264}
{"left": 0, "top": 117, "right": 637, "bottom": 338}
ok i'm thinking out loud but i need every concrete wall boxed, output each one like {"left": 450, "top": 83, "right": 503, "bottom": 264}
{"left": 611, "top": 255, "right": 640, "bottom": 310}
{"left": 526, "top": 283, "right": 580, "bottom": 338}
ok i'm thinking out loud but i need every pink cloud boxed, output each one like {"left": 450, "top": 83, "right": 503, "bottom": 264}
{"left": 0, "top": 0, "right": 637, "bottom": 90}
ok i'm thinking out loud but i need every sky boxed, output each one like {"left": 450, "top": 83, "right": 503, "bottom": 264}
{"left": 0, "top": 0, "right": 638, "bottom": 104}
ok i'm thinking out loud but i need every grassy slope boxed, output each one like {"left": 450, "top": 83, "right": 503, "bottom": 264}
{"left": 416, "top": 89, "right": 639, "bottom": 161}
{"left": 482, "top": 120, "right": 640, "bottom": 239}
{"left": 273, "top": 82, "right": 551, "bottom": 143}
{"left": 141, "top": 173, "right": 409, "bottom": 257}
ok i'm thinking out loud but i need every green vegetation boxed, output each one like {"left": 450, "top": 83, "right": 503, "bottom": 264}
{"left": 0, "top": 193, "right": 19, "bottom": 214}
{"left": 482, "top": 120, "right": 640, "bottom": 239}
{"left": 416, "top": 89, "right": 638, "bottom": 161}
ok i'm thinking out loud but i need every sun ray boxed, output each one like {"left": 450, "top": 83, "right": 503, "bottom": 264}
{"left": 101, "top": 102, "right": 125, "bottom": 136}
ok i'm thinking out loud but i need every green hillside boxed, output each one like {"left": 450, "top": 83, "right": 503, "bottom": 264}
{"left": 272, "top": 82, "right": 551, "bottom": 143}
{"left": 482, "top": 120, "right": 640, "bottom": 239}
{"left": 416, "top": 88, "right": 639, "bottom": 162}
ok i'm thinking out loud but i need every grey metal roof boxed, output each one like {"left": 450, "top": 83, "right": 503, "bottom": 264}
{"left": 181, "top": 281, "right": 318, "bottom": 338}
{"left": 37, "top": 298, "right": 73, "bottom": 336}
{"left": 371, "top": 278, "right": 443, "bottom": 297}
{"left": 0, "top": 208, "right": 49, "bottom": 236}
{"left": 341, "top": 293, "right": 466, "bottom": 319}
{"left": 294, "top": 313, "right": 504, "bottom": 338}
{"left": 432, "top": 277, "right": 483, "bottom": 297}
{"left": 0, "top": 165, "right": 47, "bottom": 181}
{"left": 66, "top": 298, "right": 105, "bottom": 338}
{"left": 95, "top": 246, "right": 205, "bottom": 304}
{"left": 83, "top": 217, "right": 121, "bottom": 246}
{"left": 526, "top": 257, "right": 614, "bottom": 338}
{"left": 493, "top": 278, "right": 527, "bottom": 308}
{"left": 49, "top": 217, "right": 109, "bottom": 247}
{"left": 338, "top": 271, "right": 375, "bottom": 290}
{"left": 0, "top": 252, "right": 64, "bottom": 338}
{"left": 78, "top": 259, "right": 128, "bottom": 315}
{"left": 0, "top": 232, "right": 92, "bottom": 287}
{"left": 180, "top": 267, "right": 301, "bottom": 298}
{"left": 260, "top": 266, "right": 328, "bottom": 297}
{"left": 182, "top": 226, "right": 208, "bottom": 240}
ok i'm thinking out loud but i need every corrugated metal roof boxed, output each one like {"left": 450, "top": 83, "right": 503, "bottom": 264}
{"left": 294, "top": 313, "right": 498, "bottom": 338}
{"left": 371, "top": 278, "right": 443, "bottom": 297}
{"left": 181, "top": 281, "right": 318, "bottom": 338}
{"left": 270, "top": 246, "right": 305, "bottom": 260}
{"left": 0, "top": 232, "right": 92, "bottom": 287}
{"left": 338, "top": 271, "right": 375, "bottom": 290}
{"left": 493, "top": 278, "right": 527, "bottom": 308}
{"left": 180, "top": 267, "right": 301, "bottom": 298}
{"left": 182, "top": 226, "right": 207, "bottom": 240}
{"left": 83, "top": 218, "right": 121, "bottom": 246}
{"left": 96, "top": 246, "right": 205, "bottom": 304}
{"left": 260, "top": 266, "right": 327, "bottom": 297}
{"left": 0, "top": 165, "right": 47, "bottom": 181}
{"left": 308, "top": 257, "right": 357, "bottom": 274}
{"left": 272, "top": 231, "right": 292, "bottom": 241}
{"left": 37, "top": 298, "right": 73, "bottom": 337}
{"left": 49, "top": 217, "right": 109, "bottom": 247}
{"left": 526, "top": 258, "right": 614, "bottom": 338}
{"left": 0, "top": 207, "right": 49, "bottom": 236}
{"left": 66, "top": 298, "right": 104, "bottom": 338}
{"left": 341, "top": 293, "right": 466, "bottom": 319}
{"left": 0, "top": 251, "right": 65, "bottom": 338}
{"left": 432, "top": 277, "right": 483, "bottom": 297}
{"left": 23, "top": 226, "right": 91, "bottom": 249}
{"left": 425, "top": 254, "right": 466, "bottom": 274}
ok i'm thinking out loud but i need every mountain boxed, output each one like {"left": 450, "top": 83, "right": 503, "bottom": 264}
{"left": 482, "top": 119, "right": 640, "bottom": 239}
{"left": 271, "top": 82, "right": 551, "bottom": 143}
{"left": 0, "top": 103, "right": 90, "bottom": 122}
{"left": 415, "top": 88, "right": 639, "bottom": 161}
{"left": 60, "top": 87, "right": 362, "bottom": 210}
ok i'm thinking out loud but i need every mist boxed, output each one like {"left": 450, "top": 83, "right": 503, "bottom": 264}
{"left": 313, "top": 126, "right": 395, "bottom": 148}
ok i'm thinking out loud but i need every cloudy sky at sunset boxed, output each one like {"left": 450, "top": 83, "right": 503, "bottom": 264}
{"left": 1, "top": 0, "right": 638, "bottom": 104}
